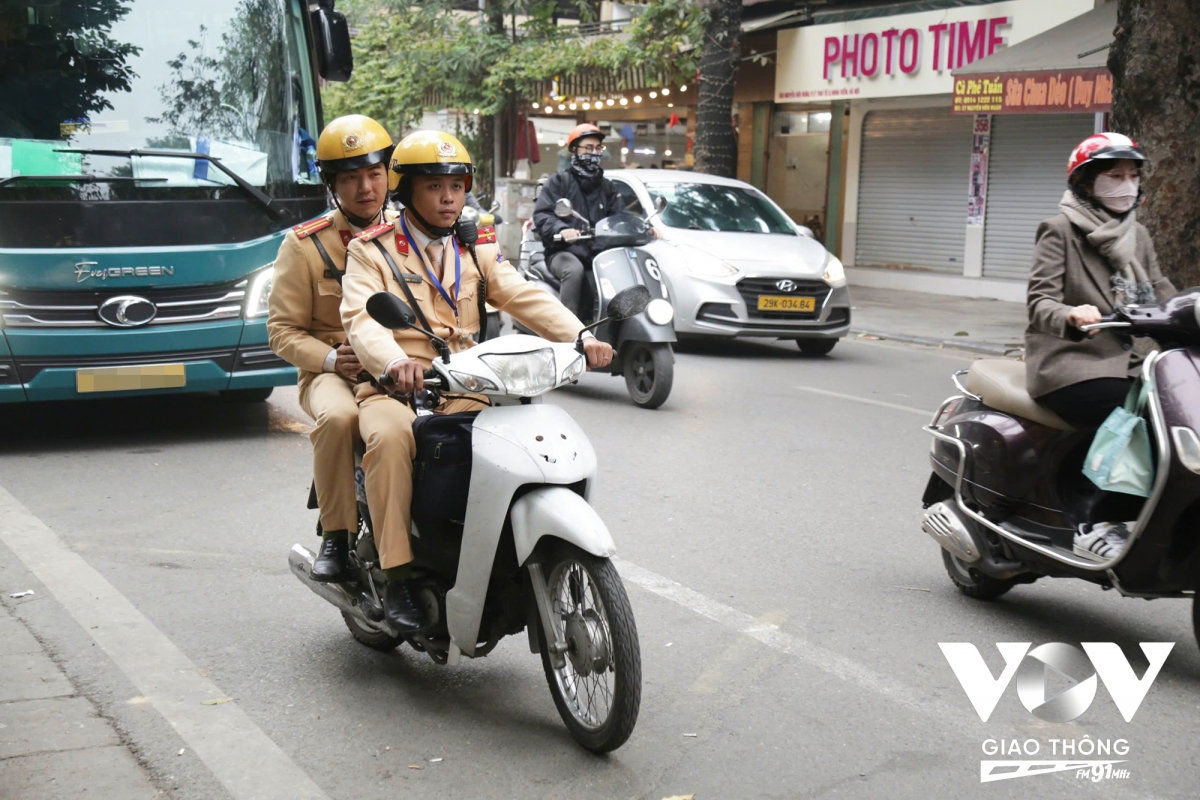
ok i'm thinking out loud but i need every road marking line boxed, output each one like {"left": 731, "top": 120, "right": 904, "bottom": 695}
{"left": 795, "top": 386, "right": 932, "bottom": 417}
{"left": 614, "top": 558, "right": 931, "bottom": 713}
{"left": 0, "top": 485, "right": 329, "bottom": 800}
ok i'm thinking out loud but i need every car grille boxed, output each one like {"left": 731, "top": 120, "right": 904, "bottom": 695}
{"left": 0, "top": 281, "right": 246, "bottom": 328}
{"left": 736, "top": 277, "right": 830, "bottom": 320}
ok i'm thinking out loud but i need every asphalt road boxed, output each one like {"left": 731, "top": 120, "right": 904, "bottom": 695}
{"left": 1, "top": 335, "right": 1197, "bottom": 800}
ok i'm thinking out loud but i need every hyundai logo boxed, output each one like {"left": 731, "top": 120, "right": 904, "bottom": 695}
{"left": 775, "top": 279, "right": 798, "bottom": 293}
{"left": 97, "top": 295, "right": 157, "bottom": 327}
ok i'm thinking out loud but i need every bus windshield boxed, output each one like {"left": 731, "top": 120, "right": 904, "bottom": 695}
{"left": 0, "top": 0, "right": 322, "bottom": 196}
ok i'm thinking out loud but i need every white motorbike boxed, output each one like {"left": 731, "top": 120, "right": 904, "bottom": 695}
{"left": 288, "top": 287, "right": 650, "bottom": 752}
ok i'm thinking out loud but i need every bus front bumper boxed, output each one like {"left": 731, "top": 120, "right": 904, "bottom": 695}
{"left": 0, "top": 320, "right": 296, "bottom": 403}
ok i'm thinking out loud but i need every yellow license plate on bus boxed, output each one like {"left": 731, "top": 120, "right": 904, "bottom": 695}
{"left": 76, "top": 364, "right": 187, "bottom": 393}
{"left": 757, "top": 295, "right": 816, "bottom": 312}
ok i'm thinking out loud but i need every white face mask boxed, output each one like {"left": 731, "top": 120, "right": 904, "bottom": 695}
{"left": 1093, "top": 173, "right": 1140, "bottom": 213}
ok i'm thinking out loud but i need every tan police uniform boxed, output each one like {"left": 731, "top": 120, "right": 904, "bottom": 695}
{"left": 341, "top": 214, "right": 585, "bottom": 569}
{"left": 268, "top": 207, "right": 394, "bottom": 533}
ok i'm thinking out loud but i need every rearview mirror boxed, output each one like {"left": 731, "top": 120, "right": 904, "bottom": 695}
{"left": 311, "top": 7, "right": 353, "bottom": 82}
{"left": 366, "top": 292, "right": 416, "bottom": 330}
{"left": 654, "top": 196, "right": 668, "bottom": 213}
{"left": 607, "top": 286, "right": 651, "bottom": 320}
{"left": 554, "top": 198, "right": 574, "bottom": 219}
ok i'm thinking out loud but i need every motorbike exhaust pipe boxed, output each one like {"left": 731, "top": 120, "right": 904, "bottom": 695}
{"left": 288, "top": 544, "right": 390, "bottom": 631}
{"left": 921, "top": 502, "right": 1030, "bottom": 580}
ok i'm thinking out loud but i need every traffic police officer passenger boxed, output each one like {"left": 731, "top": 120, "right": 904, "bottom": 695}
{"left": 340, "top": 130, "right": 614, "bottom": 632}
{"left": 268, "top": 115, "right": 396, "bottom": 582}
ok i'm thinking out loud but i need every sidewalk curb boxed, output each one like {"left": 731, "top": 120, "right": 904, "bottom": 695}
{"left": 850, "top": 328, "right": 1023, "bottom": 358}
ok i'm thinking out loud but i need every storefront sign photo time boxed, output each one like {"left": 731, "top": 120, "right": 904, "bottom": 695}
{"left": 775, "top": 0, "right": 1095, "bottom": 102}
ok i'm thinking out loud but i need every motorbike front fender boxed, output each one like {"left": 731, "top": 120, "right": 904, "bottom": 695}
{"left": 616, "top": 314, "right": 677, "bottom": 346}
{"left": 510, "top": 486, "right": 616, "bottom": 565}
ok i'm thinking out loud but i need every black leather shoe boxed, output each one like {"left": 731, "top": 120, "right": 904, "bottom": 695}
{"left": 384, "top": 581, "right": 425, "bottom": 633}
{"left": 311, "top": 534, "right": 348, "bottom": 583}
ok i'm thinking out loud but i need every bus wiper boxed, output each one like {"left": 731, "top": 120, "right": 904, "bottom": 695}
{"left": 55, "top": 148, "right": 288, "bottom": 221}
{"left": 0, "top": 175, "right": 167, "bottom": 187}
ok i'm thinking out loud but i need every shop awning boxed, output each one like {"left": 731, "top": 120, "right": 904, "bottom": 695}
{"left": 951, "top": 3, "right": 1115, "bottom": 114}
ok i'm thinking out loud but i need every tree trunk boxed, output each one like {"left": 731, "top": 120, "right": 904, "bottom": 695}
{"left": 693, "top": 0, "right": 743, "bottom": 177}
{"left": 1109, "top": 0, "right": 1200, "bottom": 286}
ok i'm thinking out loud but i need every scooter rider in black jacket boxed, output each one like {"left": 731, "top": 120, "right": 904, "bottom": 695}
{"left": 533, "top": 123, "right": 624, "bottom": 318}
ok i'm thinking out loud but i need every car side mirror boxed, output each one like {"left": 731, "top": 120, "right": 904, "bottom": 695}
{"left": 311, "top": 6, "right": 353, "bottom": 82}
{"left": 654, "top": 196, "right": 668, "bottom": 213}
{"left": 607, "top": 286, "right": 651, "bottom": 320}
{"left": 554, "top": 198, "right": 574, "bottom": 219}
{"left": 366, "top": 292, "right": 415, "bottom": 330}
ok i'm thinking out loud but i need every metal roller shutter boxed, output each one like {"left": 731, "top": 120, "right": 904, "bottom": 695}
{"left": 855, "top": 108, "right": 973, "bottom": 274}
{"left": 983, "top": 114, "right": 1096, "bottom": 280}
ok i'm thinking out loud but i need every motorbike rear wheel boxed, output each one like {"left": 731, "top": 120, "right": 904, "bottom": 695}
{"left": 342, "top": 612, "right": 404, "bottom": 652}
{"left": 623, "top": 342, "right": 673, "bottom": 409}
{"left": 536, "top": 543, "right": 641, "bottom": 753}
{"left": 942, "top": 549, "right": 1017, "bottom": 600}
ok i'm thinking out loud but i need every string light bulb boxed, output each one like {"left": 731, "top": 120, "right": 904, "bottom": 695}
{"left": 649, "top": 91, "right": 657, "bottom": 99}
{"left": 620, "top": 97, "right": 628, "bottom": 105}
{"left": 606, "top": 98, "right": 615, "bottom": 106}
{"left": 680, "top": 85, "right": 688, "bottom": 92}
{"left": 633, "top": 95, "right": 642, "bottom": 103}
{"left": 532, "top": 102, "right": 539, "bottom": 109}
{"left": 662, "top": 88, "right": 670, "bottom": 96}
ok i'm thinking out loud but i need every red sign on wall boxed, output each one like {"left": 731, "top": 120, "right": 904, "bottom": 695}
{"left": 952, "top": 67, "right": 1113, "bottom": 114}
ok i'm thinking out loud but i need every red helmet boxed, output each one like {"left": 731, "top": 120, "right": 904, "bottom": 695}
{"left": 1067, "top": 132, "right": 1147, "bottom": 178}
{"left": 566, "top": 123, "right": 604, "bottom": 151}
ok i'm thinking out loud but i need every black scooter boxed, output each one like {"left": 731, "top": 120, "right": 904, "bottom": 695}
{"left": 922, "top": 290, "right": 1200, "bottom": 648}
{"left": 518, "top": 198, "right": 677, "bottom": 409}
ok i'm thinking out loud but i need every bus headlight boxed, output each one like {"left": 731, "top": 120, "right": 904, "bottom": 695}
{"left": 245, "top": 266, "right": 275, "bottom": 319}
{"left": 646, "top": 299, "right": 674, "bottom": 326}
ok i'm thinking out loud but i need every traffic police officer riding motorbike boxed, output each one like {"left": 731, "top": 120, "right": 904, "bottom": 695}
{"left": 268, "top": 114, "right": 396, "bottom": 583}
{"left": 340, "top": 130, "right": 614, "bottom": 633}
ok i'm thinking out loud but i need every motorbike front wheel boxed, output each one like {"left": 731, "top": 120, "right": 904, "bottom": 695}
{"left": 623, "top": 342, "right": 673, "bottom": 409}
{"left": 536, "top": 543, "right": 641, "bottom": 753}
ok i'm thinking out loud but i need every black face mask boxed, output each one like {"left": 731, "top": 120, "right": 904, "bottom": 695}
{"left": 571, "top": 152, "right": 604, "bottom": 182}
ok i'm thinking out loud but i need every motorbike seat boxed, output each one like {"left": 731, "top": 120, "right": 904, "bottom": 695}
{"left": 963, "top": 360, "right": 1073, "bottom": 431}
{"left": 531, "top": 262, "right": 560, "bottom": 291}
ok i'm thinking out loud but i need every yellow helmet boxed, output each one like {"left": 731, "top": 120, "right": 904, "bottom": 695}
{"left": 389, "top": 130, "right": 475, "bottom": 200}
{"left": 315, "top": 115, "right": 394, "bottom": 181}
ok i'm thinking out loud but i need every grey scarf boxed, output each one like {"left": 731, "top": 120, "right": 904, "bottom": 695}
{"left": 1058, "top": 190, "right": 1155, "bottom": 306}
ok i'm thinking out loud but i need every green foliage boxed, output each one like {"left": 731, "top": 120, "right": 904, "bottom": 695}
{"left": 323, "top": 0, "right": 703, "bottom": 135}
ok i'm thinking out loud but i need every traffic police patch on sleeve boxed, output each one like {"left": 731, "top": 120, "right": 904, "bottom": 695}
{"left": 477, "top": 225, "right": 498, "bottom": 245}
{"left": 356, "top": 221, "right": 396, "bottom": 243}
{"left": 292, "top": 216, "right": 334, "bottom": 239}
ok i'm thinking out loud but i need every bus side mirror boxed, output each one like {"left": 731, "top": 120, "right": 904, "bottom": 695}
{"left": 312, "top": 6, "right": 353, "bottom": 82}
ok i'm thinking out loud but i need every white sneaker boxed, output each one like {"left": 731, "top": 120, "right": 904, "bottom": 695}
{"left": 1073, "top": 522, "right": 1131, "bottom": 562}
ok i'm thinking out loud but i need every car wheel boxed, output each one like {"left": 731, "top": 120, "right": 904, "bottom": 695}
{"left": 796, "top": 339, "right": 837, "bottom": 357}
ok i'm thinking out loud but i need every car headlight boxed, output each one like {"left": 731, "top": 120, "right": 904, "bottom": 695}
{"left": 674, "top": 244, "right": 740, "bottom": 281}
{"left": 646, "top": 299, "right": 674, "bottom": 326}
{"left": 479, "top": 348, "right": 557, "bottom": 397}
{"left": 245, "top": 265, "right": 275, "bottom": 318}
{"left": 450, "top": 371, "right": 498, "bottom": 393}
{"left": 560, "top": 353, "right": 585, "bottom": 384}
{"left": 822, "top": 255, "right": 846, "bottom": 287}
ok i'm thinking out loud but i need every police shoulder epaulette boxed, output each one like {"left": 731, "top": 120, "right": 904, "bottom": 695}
{"left": 356, "top": 221, "right": 395, "bottom": 243}
{"left": 292, "top": 216, "right": 333, "bottom": 239}
{"left": 476, "top": 225, "right": 497, "bottom": 245}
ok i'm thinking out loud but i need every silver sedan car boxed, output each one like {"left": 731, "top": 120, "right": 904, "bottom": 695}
{"left": 606, "top": 170, "right": 850, "bottom": 355}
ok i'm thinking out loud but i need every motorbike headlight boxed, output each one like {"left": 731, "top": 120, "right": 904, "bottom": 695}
{"left": 560, "top": 353, "right": 585, "bottom": 384}
{"left": 1172, "top": 426, "right": 1200, "bottom": 473}
{"left": 449, "top": 371, "right": 498, "bottom": 393}
{"left": 479, "top": 348, "right": 557, "bottom": 397}
{"left": 646, "top": 299, "right": 674, "bottom": 326}
{"left": 245, "top": 266, "right": 275, "bottom": 319}
{"left": 822, "top": 255, "right": 846, "bottom": 287}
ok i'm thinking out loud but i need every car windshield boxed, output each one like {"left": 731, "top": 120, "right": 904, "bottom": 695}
{"left": 0, "top": 0, "right": 320, "bottom": 192}
{"left": 643, "top": 182, "right": 795, "bottom": 235}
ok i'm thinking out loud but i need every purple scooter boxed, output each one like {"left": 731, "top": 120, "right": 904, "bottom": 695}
{"left": 921, "top": 289, "right": 1200, "bottom": 649}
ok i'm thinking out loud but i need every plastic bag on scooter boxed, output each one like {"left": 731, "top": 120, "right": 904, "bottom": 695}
{"left": 411, "top": 411, "right": 480, "bottom": 526}
{"left": 1083, "top": 379, "right": 1154, "bottom": 497}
